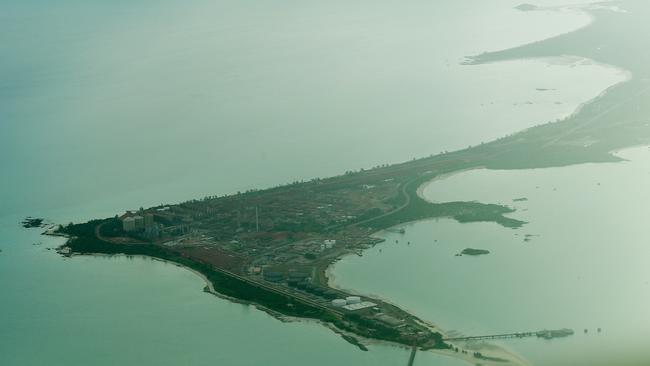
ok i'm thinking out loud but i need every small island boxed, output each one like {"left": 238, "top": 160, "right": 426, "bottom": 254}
{"left": 460, "top": 248, "right": 491, "bottom": 256}
{"left": 22, "top": 217, "right": 45, "bottom": 228}
{"left": 515, "top": 4, "right": 538, "bottom": 12}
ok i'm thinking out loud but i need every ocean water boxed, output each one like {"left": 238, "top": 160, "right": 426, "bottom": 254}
{"left": 1, "top": 215, "right": 470, "bottom": 366}
{"left": 0, "top": 1, "right": 630, "bottom": 365}
{"left": 332, "top": 146, "right": 650, "bottom": 366}
{"left": 1, "top": 0, "right": 625, "bottom": 216}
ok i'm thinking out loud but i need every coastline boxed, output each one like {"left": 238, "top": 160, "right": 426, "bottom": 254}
{"left": 60, "top": 248, "right": 528, "bottom": 366}
{"left": 416, "top": 144, "right": 646, "bottom": 207}
{"left": 36, "top": 3, "right": 649, "bottom": 366}
{"left": 62, "top": 251, "right": 372, "bottom": 349}
{"left": 521, "top": 55, "right": 631, "bottom": 123}
{"left": 323, "top": 238, "right": 530, "bottom": 366}
{"left": 416, "top": 167, "right": 484, "bottom": 203}
{"left": 416, "top": 55, "right": 631, "bottom": 204}
{"left": 50, "top": 56, "right": 636, "bottom": 366}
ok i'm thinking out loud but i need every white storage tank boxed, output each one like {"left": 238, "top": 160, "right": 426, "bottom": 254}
{"left": 332, "top": 299, "right": 347, "bottom": 307}
{"left": 324, "top": 239, "right": 336, "bottom": 249}
{"left": 346, "top": 296, "right": 361, "bottom": 305}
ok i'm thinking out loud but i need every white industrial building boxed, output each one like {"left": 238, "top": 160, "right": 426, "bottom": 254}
{"left": 345, "top": 296, "right": 361, "bottom": 305}
{"left": 342, "top": 301, "right": 377, "bottom": 311}
{"left": 331, "top": 299, "right": 347, "bottom": 307}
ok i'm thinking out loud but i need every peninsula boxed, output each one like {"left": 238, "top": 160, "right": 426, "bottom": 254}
{"left": 53, "top": 2, "right": 650, "bottom": 361}
{"left": 54, "top": 81, "right": 649, "bottom": 351}
{"left": 54, "top": 144, "right": 524, "bottom": 351}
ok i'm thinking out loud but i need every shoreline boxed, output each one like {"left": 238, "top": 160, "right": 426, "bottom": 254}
{"left": 51, "top": 147, "right": 650, "bottom": 366}
{"left": 59, "top": 248, "right": 528, "bottom": 366}
{"left": 503, "top": 55, "right": 632, "bottom": 134}
{"left": 49, "top": 61, "right": 637, "bottom": 366}
{"left": 62, "top": 251, "right": 370, "bottom": 349}
{"left": 323, "top": 235, "right": 530, "bottom": 366}
{"left": 416, "top": 167, "right": 484, "bottom": 203}
{"left": 53, "top": 222, "right": 530, "bottom": 366}
{"left": 32, "top": 3, "right": 647, "bottom": 366}
{"left": 414, "top": 53, "right": 631, "bottom": 206}
{"left": 416, "top": 144, "right": 647, "bottom": 207}
{"left": 465, "top": 2, "right": 597, "bottom": 66}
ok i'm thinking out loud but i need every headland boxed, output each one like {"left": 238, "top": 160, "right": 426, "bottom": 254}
{"left": 46, "top": 3, "right": 650, "bottom": 364}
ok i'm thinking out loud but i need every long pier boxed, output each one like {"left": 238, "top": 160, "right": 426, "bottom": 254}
{"left": 444, "top": 331, "right": 537, "bottom": 342}
{"left": 444, "top": 328, "right": 574, "bottom": 342}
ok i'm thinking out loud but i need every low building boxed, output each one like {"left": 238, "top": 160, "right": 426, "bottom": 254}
{"left": 375, "top": 313, "right": 404, "bottom": 327}
{"left": 332, "top": 299, "right": 347, "bottom": 307}
{"left": 342, "top": 301, "right": 377, "bottom": 311}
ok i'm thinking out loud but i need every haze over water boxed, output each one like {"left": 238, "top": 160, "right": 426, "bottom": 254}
{"left": 333, "top": 147, "right": 650, "bottom": 366}
{"left": 0, "top": 1, "right": 637, "bottom": 365}
{"left": 1, "top": 0, "right": 624, "bottom": 215}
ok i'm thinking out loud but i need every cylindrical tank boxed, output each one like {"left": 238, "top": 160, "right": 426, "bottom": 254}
{"left": 134, "top": 216, "right": 145, "bottom": 229}
{"left": 332, "top": 299, "right": 347, "bottom": 307}
{"left": 122, "top": 217, "right": 136, "bottom": 232}
{"left": 144, "top": 214, "right": 155, "bottom": 228}
{"left": 346, "top": 296, "right": 361, "bottom": 305}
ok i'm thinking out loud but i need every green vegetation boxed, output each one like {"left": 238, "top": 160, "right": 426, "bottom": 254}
{"left": 22, "top": 217, "right": 44, "bottom": 228}
{"left": 362, "top": 173, "right": 525, "bottom": 231}
{"left": 53, "top": 13, "right": 650, "bottom": 348}
{"left": 460, "top": 248, "right": 490, "bottom": 256}
{"left": 98, "top": 218, "right": 124, "bottom": 237}
{"left": 343, "top": 313, "right": 401, "bottom": 342}
{"left": 44, "top": 6, "right": 650, "bottom": 363}
{"left": 54, "top": 78, "right": 650, "bottom": 349}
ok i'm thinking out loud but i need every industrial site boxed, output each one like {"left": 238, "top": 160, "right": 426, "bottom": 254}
{"left": 54, "top": 129, "right": 553, "bottom": 352}
{"left": 59, "top": 160, "right": 463, "bottom": 349}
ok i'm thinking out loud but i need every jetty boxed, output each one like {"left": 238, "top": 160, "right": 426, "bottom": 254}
{"left": 407, "top": 345, "right": 417, "bottom": 366}
{"left": 444, "top": 328, "right": 574, "bottom": 342}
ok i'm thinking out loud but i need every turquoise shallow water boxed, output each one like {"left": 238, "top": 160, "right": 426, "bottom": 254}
{"left": 0, "top": 1, "right": 632, "bottom": 365}
{"left": 332, "top": 146, "right": 650, "bottom": 366}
